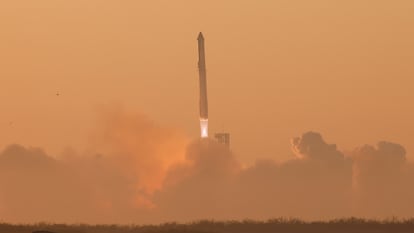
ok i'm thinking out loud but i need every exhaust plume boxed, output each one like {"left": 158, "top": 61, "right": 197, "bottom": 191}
{"left": 1, "top": 112, "right": 414, "bottom": 223}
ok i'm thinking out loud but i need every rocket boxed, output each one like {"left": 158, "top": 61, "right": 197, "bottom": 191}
{"left": 198, "top": 32, "right": 209, "bottom": 138}
{"left": 198, "top": 32, "right": 208, "bottom": 119}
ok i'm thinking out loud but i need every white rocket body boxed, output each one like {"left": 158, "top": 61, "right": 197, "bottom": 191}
{"left": 198, "top": 32, "right": 209, "bottom": 138}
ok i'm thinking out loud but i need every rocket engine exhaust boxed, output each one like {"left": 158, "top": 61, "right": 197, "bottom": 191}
{"left": 198, "top": 32, "right": 209, "bottom": 138}
{"left": 200, "top": 118, "right": 208, "bottom": 138}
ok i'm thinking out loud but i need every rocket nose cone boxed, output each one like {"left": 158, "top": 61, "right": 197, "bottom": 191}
{"left": 198, "top": 32, "right": 204, "bottom": 40}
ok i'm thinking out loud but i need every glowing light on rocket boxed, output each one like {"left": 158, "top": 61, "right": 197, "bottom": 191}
{"left": 200, "top": 118, "right": 208, "bottom": 138}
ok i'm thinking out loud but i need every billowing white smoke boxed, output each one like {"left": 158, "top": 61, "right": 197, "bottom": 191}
{"left": 1, "top": 112, "right": 414, "bottom": 223}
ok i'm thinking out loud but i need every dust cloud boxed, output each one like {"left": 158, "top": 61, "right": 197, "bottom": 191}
{"left": 0, "top": 111, "right": 413, "bottom": 223}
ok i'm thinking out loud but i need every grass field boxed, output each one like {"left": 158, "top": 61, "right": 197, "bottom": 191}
{"left": 3, "top": 218, "right": 414, "bottom": 233}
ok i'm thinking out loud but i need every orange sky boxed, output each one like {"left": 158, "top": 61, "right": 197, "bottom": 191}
{"left": 1, "top": 0, "right": 413, "bottom": 164}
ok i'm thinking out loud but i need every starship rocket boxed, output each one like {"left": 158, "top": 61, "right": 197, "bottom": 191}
{"left": 198, "top": 32, "right": 209, "bottom": 138}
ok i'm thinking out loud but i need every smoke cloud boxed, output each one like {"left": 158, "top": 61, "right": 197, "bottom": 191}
{"left": 351, "top": 141, "right": 414, "bottom": 217}
{"left": 0, "top": 110, "right": 414, "bottom": 223}
{"left": 0, "top": 108, "right": 189, "bottom": 223}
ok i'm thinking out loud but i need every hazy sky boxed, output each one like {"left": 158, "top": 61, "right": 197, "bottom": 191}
{"left": 1, "top": 0, "right": 413, "bottom": 164}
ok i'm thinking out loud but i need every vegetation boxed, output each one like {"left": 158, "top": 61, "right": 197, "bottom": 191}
{"left": 2, "top": 218, "right": 414, "bottom": 233}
